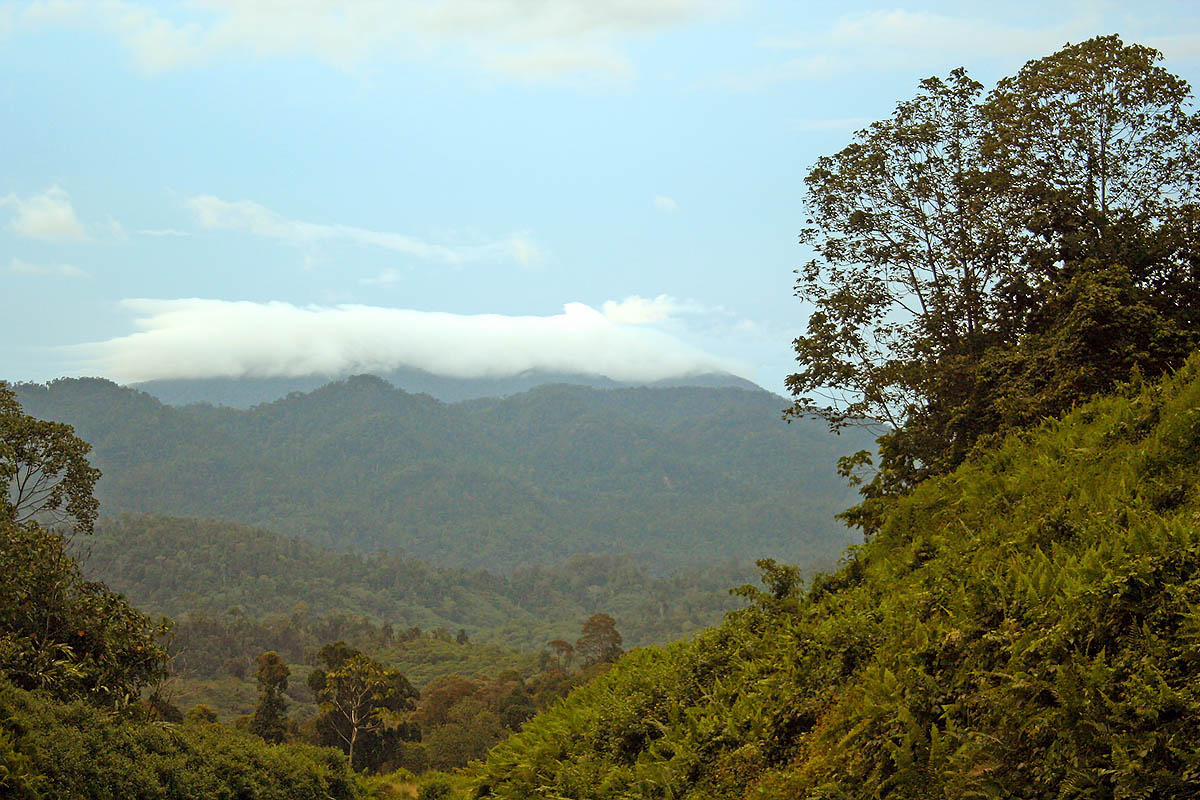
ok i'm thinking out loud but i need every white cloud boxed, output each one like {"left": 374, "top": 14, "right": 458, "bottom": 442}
{"left": 1, "top": 185, "right": 89, "bottom": 241}
{"left": 138, "top": 227, "right": 193, "bottom": 237}
{"left": 6, "top": 258, "right": 88, "bottom": 278}
{"left": 185, "top": 194, "right": 542, "bottom": 267}
{"left": 760, "top": 10, "right": 1093, "bottom": 59}
{"left": 22, "top": 0, "right": 725, "bottom": 79}
{"left": 724, "top": 9, "right": 1103, "bottom": 89}
{"left": 653, "top": 195, "right": 678, "bottom": 212}
{"left": 359, "top": 268, "right": 404, "bottom": 286}
{"left": 602, "top": 294, "right": 677, "bottom": 324}
{"left": 76, "top": 298, "right": 744, "bottom": 384}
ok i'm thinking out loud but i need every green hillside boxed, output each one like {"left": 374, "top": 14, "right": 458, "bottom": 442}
{"left": 14, "top": 376, "right": 869, "bottom": 572}
{"left": 475, "top": 356, "right": 1200, "bottom": 798}
{"left": 81, "top": 513, "right": 751, "bottom": 656}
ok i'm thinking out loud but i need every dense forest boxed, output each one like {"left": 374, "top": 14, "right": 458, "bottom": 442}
{"left": 13, "top": 376, "right": 868, "bottom": 571}
{"left": 82, "top": 514, "right": 752, "bottom": 655}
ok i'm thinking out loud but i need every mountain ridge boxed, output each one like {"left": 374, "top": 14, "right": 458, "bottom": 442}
{"left": 131, "top": 368, "right": 763, "bottom": 408}
{"left": 13, "top": 375, "right": 871, "bottom": 573}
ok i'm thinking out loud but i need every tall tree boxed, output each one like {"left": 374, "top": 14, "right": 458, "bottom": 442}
{"left": 310, "top": 645, "right": 418, "bottom": 771}
{"left": 789, "top": 36, "right": 1200, "bottom": 528}
{"left": 576, "top": 613, "right": 623, "bottom": 667}
{"left": 249, "top": 650, "right": 290, "bottom": 744}
{"left": 1, "top": 382, "right": 100, "bottom": 534}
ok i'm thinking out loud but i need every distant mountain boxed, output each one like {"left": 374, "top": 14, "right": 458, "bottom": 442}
{"left": 14, "top": 375, "right": 873, "bottom": 572}
{"left": 133, "top": 368, "right": 762, "bottom": 407}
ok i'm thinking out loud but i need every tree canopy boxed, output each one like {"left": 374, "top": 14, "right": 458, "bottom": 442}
{"left": 576, "top": 613, "right": 623, "bottom": 667}
{"left": 788, "top": 36, "right": 1200, "bottom": 528}
{"left": 309, "top": 643, "right": 420, "bottom": 772}
{"left": 0, "top": 520, "right": 169, "bottom": 705}
{"left": 1, "top": 382, "right": 100, "bottom": 534}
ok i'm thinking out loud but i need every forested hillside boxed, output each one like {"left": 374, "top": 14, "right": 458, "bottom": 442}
{"left": 477, "top": 352, "right": 1200, "bottom": 799}
{"left": 14, "top": 376, "right": 869, "bottom": 571}
{"left": 82, "top": 514, "right": 750, "bottom": 655}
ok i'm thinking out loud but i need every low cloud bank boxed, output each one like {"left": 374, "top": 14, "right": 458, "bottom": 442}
{"left": 78, "top": 298, "right": 743, "bottom": 384}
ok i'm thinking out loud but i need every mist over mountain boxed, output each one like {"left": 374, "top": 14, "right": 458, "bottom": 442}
{"left": 133, "top": 368, "right": 761, "bottom": 407}
{"left": 14, "top": 375, "right": 872, "bottom": 572}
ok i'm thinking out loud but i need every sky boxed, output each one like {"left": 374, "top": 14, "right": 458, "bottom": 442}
{"left": 2, "top": 1, "right": 1198, "bottom": 394}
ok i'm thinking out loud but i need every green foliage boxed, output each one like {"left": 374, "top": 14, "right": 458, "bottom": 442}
{"left": 251, "top": 651, "right": 291, "bottom": 744}
{"left": 475, "top": 355, "right": 1200, "bottom": 798}
{"left": 77, "top": 514, "right": 753, "bottom": 665}
{"left": 789, "top": 36, "right": 1200, "bottom": 525}
{"left": 0, "top": 382, "right": 100, "bottom": 534}
{"left": 311, "top": 645, "right": 421, "bottom": 772}
{"left": 0, "top": 519, "right": 169, "bottom": 706}
{"left": 575, "top": 613, "right": 623, "bottom": 667}
{"left": 185, "top": 704, "right": 218, "bottom": 724}
{"left": 417, "top": 780, "right": 452, "bottom": 799}
{"left": 0, "top": 677, "right": 360, "bottom": 799}
{"left": 13, "top": 376, "right": 869, "bottom": 571}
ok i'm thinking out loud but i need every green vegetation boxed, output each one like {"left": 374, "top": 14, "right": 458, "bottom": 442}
{"left": 80, "top": 513, "right": 753, "bottom": 658}
{"left": 308, "top": 643, "right": 421, "bottom": 772}
{"left": 0, "top": 519, "right": 169, "bottom": 706}
{"left": 13, "top": 376, "right": 869, "bottom": 571}
{"left": 789, "top": 36, "right": 1200, "bottom": 529}
{"left": 477, "top": 355, "right": 1200, "bottom": 798}
{"left": 0, "top": 382, "right": 362, "bottom": 798}
{"left": 1, "top": 380, "right": 100, "bottom": 533}
{"left": 0, "top": 679, "right": 359, "bottom": 800}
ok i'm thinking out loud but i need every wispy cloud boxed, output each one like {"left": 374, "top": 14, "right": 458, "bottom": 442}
{"left": 75, "top": 298, "right": 744, "bottom": 384}
{"left": 1, "top": 185, "right": 89, "bottom": 241}
{"left": 653, "top": 195, "right": 678, "bottom": 213}
{"left": 359, "top": 268, "right": 405, "bottom": 286}
{"left": 22, "top": 0, "right": 727, "bottom": 80}
{"left": 721, "top": 9, "right": 1104, "bottom": 89}
{"left": 185, "top": 194, "right": 542, "bottom": 267}
{"left": 138, "top": 227, "right": 193, "bottom": 237}
{"left": 6, "top": 258, "right": 88, "bottom": 278}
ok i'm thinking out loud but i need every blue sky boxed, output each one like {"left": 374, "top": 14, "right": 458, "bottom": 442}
{"left": 3, "top": 0, "right": 1198, "bottom": 393}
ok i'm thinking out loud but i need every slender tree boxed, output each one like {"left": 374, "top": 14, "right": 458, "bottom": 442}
{"left": 311, "top": 647, "right": 418, "bottom": 770}
{"left": 249, "top": 651, "right": 290, "bottom": 744}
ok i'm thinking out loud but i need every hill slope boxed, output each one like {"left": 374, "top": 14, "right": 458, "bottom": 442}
{"left": 81, "top": 513, "right": 750, "bottom": 655}
{"left": 476, "top": 357, "right": 1200, "bottom": 798}
{"left": 15, "top": 376, "right": 870, "bottom": 572}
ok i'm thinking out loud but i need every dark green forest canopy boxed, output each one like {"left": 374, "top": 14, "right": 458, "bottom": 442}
{"left": 83, "top": 513, "right": 752, "bottom": 668}
{"left": 13, "top": 376, "right": 872, "bottom": 571}
{"left": 789, "top": 36, "right": 1200, "bottom": 529}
